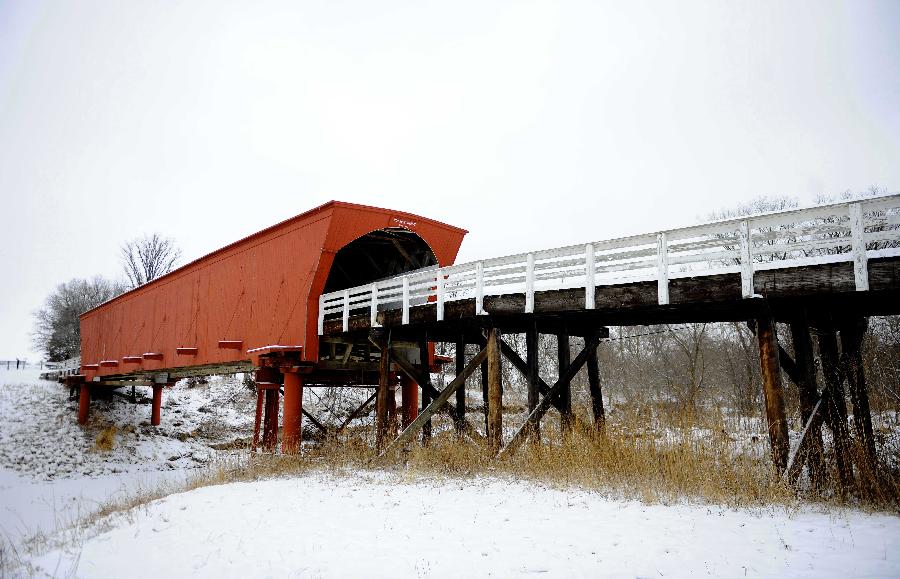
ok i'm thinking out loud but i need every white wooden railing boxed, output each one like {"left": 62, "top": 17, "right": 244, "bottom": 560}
{"left": 318, "top": 194, "right": 900, "bottom": 334}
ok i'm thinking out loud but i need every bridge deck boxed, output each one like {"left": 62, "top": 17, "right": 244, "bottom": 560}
{"left": 320, "top": 194, "right": 900, "bottom": 342}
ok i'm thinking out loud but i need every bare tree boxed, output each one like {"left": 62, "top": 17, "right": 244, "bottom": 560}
{"left": 121, "top": 233, "right": 182, "bottom": 288}
{"left": 32, "top": 277, "right": 122, "bottom": 361}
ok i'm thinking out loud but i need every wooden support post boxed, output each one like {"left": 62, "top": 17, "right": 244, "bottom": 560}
{"left": 255, "top": 368, "right": 282, "bottom": 452}
{"left": 586, "top": 339, "right": 605, "bottom": 432}
{"left": 818, "top": 325, "right": 855, "bottom": 490}
{"left": 253, "top": 387, "right": 264, "bottom": 451}
{"left": 526, "top": 324, "right": 540, "bottom": 441}
{"left": 455, "top": 337, "right": 466, "bottom": 435}
{"left": 419, "top": 338, "right": 432, "bottom": 444}
{"left": 77, "top": 383, "right": 90, "bottom": 425}
{"left": 756, "top": 315, "right": 789, "bottom": 472}
{"left": 262, "top": 388, "right": 280, "bottom": 451}
{"left": 556, "top": 329, "right": 574, "bottom": 434}
{"left": 282, "top": 372, "right": 304, "bottom": 454}
{"left": 400, "top": 374, "right": 419, "bottom": 428}
{"left": 376, "top": 340, "right": 391, "bottom": 451}
{"left": 840, "top": 317, "right": 876, "bottom": 470}
{"left": 486, "top": 328, "right": 503, "bottom": 453}
{"left": 789, "top": 316, "right": 825, "bottom": 487}
{"left": 480, "top": 356, "right": 489, "bottom": 434}
{"left": 151, "top": 384, "right": 163, "bottom": 426}
{"left": 387, "top": 379, "right": 398, "bottom": 434}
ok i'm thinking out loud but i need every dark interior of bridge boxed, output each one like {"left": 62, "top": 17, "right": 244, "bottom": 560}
{"left": 322, "top": 228, "right": 437, "bottom": 293}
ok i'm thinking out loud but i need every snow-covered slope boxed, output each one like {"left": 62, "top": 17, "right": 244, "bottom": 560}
{"left": 29, "top": 471, "right": 900, "bottom": 579}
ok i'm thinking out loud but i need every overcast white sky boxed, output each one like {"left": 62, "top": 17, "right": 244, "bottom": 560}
{"left": 1, "top": 0, "right": 899, "bottom": 359}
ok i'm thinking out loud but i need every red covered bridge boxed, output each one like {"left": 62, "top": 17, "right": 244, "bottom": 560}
{"left": 75, "top": 201, "right": 466, "bottom": 451}
{"left": 70, "top": 194, "right": 900, "bottom": 475}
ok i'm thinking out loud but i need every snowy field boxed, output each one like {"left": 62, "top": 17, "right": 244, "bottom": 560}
{"left": 26, "top": 472, "right": 900, "bottom": 578}
{"left": 3, "top": 368, "right": 900, "bottom": 578}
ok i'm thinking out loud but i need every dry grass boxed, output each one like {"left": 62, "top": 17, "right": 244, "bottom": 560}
{"left": 94, "top": 425, "right": 117, "bottom": 452}
{"left": 83, "top": 402, "right": 900, "bottom": 518}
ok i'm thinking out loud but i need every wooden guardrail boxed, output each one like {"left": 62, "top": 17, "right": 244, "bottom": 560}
{"left": 319, "top": 194, "right": 900, "bottom": 334}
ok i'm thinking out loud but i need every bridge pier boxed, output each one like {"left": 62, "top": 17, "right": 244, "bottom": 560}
{"left": 586, "top": 341, "right": 605, "bottom": 432}
{"left": 526, "top": 325, "right": 540, "bottom": 441}
{"left": 150, "top": 384, "right": 164, "bottom": 426}
{"left": 486, "top": 328, "right": 503, "bottom": 453}
{"left": 282, "top": 371, "right": 304, "bottom": 454}
{"left": 556, "top": 329, "right": 574, "bottom": 435}
{"left": 454, "top": 336, "right": 466, "bottom": 435}
{"left": 375, "top": 340, "right": 391, "bottom": 451}
{"left": 840, "top": 317, "right": 876, "bottom": 472}
{"left": 789, "top": 314, "right": 825, "bottom": 487}
{"left": 78, "top": 383, "right": 90, "bottom": 425}
{"left": 400, "top": 374, "right": 418, "bottom": 428}
{"left": 817, "top": 324, "right": 855, "bottom": 490}
{"left": 756, "top": 314, "right": 789, "bottom": 472}
{"left": 253, "top": 368, "right": 283, "bottom": 452}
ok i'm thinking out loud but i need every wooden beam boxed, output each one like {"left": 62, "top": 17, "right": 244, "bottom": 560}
{"left": 455, "top": 336, "right": 466, "bottom": 435}
{"left": 338, "top": 391, "right": 378, "bottom": 431}
{"left": 391, "top": 350, "right": 485, "bottom": 441}
{"left": 499, "top": 339, "right": 562, "bottom": 412}
{"left": 419, "top": 338, "right": 432, "bottom": 444}
{"left": 586, "top": 339, "right": 605, "bottom": 431}
{"left": 817, "top": 325, "right": 855, "bottom": 491}
{"left": 756, "top": 314, "right": 789, "bottom": 472}
{"left": 556, "top": 329, "right": 573, "bottom": 433}
{"left": 377, "top": 346, "right": 488, "bottom": 458}
{"left": 840, "top": 317, "right": 876, "bottom": 470}
{"left": 487, "top": 328, "right": 503, "bottom": 453}
{"left": 784, "top": 394, "right": 827, "bottom": 484}
{"left": 789, "top": 315, "right": 825, "bottom": 487}
{"left": 777, "top": 345, "right": 801, "bottom": 388}
{"left": 499, "top": 332, "right": 603, "bottom": 457}
{"left": 525, "top": 325, "right": 540, "bottom": 441}
{"left": 376, "top": 339, "right": 391, "bottom": 451}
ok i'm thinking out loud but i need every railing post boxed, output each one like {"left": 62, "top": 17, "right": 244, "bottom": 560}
{"left": 849, "top": 202, "right": 869, "bottom": 291}
{"left": 739, "top": 220, "right": 754, "bottom": 298}
{"left": 342, "top": 289, "right": 350, "bottom": 332}
{"left": 475, "top": 261, "right": 485, "bottom": 315}
{"left": 402, "top": 277, "right": 410, "bottom": 325}
{"left": 317, "top": 295, "right": 326, "bottom": 335}
{"left": 585, "top": 243, "right": 595, "bottom": 309}
{"left": 656, "top": 232, "right": 669, "bottom": 305}
{"left": 369, "top": 284, "right": 379, "bottom": 327}
{"left": 525, "top": 253, "right": 535, "bottom": 313}
{"left": 436, "top": 270, "right": 445, "bottom": 321}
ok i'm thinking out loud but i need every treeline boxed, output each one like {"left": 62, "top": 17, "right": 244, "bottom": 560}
{"left": 31, "top": 233, "right": 181, "bottom": 361}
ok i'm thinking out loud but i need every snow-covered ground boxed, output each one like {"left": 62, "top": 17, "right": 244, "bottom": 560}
{"left": 24, "top": 471, "right": 900, "bottom": 578}
{"left": 0, "top": 367, "right": 253, "bottom": 548}
{"left": 3, "top": 367, "right": 900, "bottom": 578}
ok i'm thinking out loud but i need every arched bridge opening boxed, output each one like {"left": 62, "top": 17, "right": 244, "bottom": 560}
{"left": 323, "top": 228, "right": 437, "bottom": 294}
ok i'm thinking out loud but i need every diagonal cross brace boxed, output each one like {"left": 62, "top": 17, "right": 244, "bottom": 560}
{"left": 378, "top": 346, "right": 488, "bottom": 458}
{"left": 498, "top": 332, "right": 604, "bottom": 458}
{"left": 499, "top": 339, "right": 565, "bottom": 412}
{"left": 338, "top": 391, "right": 378, "bottom": 432}
{"left": 391, "top": 348, "right": 486, "bottom": 442}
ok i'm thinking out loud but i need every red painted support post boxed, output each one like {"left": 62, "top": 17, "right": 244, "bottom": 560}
{"left": 151, "top": 385, "right": 163, "bottom": 426}
{"left": 263, "top": 388, "right": 280, "bottom": 451}
{"left": 252, "top": 388, "right": 264, "bottom": 452}
{"left": 78, "top": 384, "right": 90, "bottom": 425}
{"left": 282, "top": 372, "right": 304, "bottom": 454}
{"left": 400, "top": 374, "right": 419, "bottom": 428}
